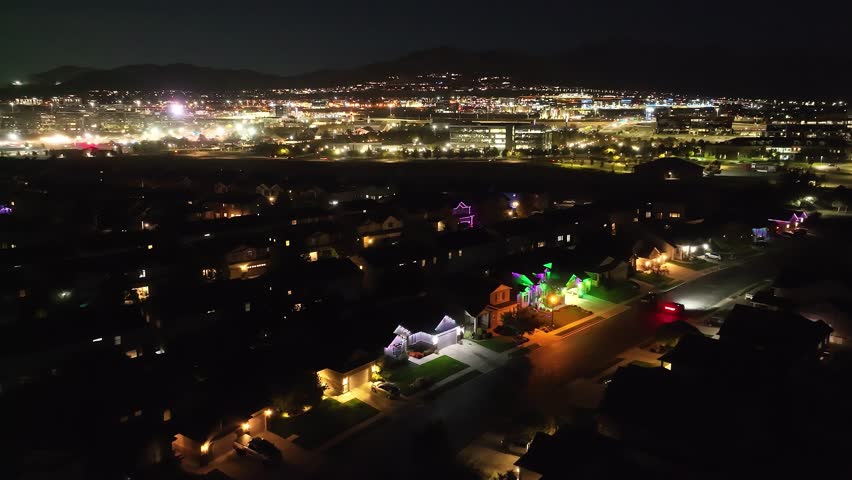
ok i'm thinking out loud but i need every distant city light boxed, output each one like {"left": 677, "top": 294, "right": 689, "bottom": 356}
{"left": 169, "top": 103, "right": 185, "bottom": 117}
{"left": 6, "top": 132, "right": 19, "bottom": 141}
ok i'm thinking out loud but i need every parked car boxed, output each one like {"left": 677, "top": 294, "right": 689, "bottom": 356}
{"left": 371, "top": 381, "right": 401, "bottom": 399}
{"left": 639, "top": 292, "right": 658, "bottom": 305}
{"left": 704, "top": 252, "right": 722, "bottom": 261}
{"left": 793, "top": 228, "right": 808, "bottom": 237}
{"left": 513, "top": 335, "right": 530, "bottom": 345}
{"left": 501, "top": 434, "right": 533, "bottom": 455}
{"left": 233, "top": 436, "right": 282, "bottom": 465}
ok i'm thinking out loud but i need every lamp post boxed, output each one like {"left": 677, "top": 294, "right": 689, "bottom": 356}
{"left": 548, "top": 294, "right": 559, "bottom": 328}
{"left": 263, "top": 409, "right": 272, "bottom": 432}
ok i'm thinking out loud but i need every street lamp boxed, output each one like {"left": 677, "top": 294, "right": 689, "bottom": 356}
{"left": 548, "top": 294, "right": 559, "bottom": 327}
{"left": 264, "top": 409, "right": 272, "bottom": 431}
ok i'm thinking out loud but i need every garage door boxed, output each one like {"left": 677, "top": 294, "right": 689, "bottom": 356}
{"left": 435, "top": 330, "right": 457, "bottom": 351}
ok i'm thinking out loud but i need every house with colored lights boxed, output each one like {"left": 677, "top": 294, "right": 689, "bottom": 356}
{"left": 768, "top": 210, "right": 808, "bottom": 233}
{"left": 452, "top": 201, "right": 476, "bottom": 228}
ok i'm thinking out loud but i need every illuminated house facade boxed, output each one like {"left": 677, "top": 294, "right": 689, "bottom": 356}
{"left": 225, "top": 245, "right": 270, "bottom": 280}
{"left": 384, "top": 300, "right": 464, "bottom": 359}
{"left": 768, "top": 210, "right": 807, "bottom": 233}
{"left": 357, "top": 215, "right": 403, "bottom": 249}
{"left": 514, "top": 263, "right": 593, "bottom": 310}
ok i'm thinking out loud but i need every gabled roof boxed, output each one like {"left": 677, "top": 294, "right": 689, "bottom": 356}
{"left": 718, "top": 304, "right": 832, "bottom": 353}
{"left": 435, "top": 274, "right": 512, "bottom": 316}
{"left": 385, "top": 295, "right": 463, "bottom": 335}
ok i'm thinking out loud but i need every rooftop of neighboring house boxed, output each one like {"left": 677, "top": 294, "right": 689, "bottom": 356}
{"left": 718, "top": 304, "right": 832, "bottom": 354}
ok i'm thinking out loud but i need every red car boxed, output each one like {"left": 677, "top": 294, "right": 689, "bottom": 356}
{"left": 660, "top": 302, "right": 685, "bottom": 315}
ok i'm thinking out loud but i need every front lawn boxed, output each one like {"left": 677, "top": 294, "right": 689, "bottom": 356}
{"left": 588, "top": 282, "right": 640, "bottom": 303}
{"left": 670, "top": 259, "right": 715, "bottom": 271}
{"left": 552, "top": 305, "right": 593, "bottom": 327}
{"left": 634, "top": 271, "right": 679, "bottom": 290}
{"left": 269, "top": 398, "right": 379, "bottom": 449}
{"left": 383, "top": 355, "right": 469, "bottom": 395}
{"left": 474, "top": 335, "right": 516, "bottom": 353}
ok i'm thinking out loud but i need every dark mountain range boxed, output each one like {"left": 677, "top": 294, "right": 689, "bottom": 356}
{"left": 7, "top": 45, "right": 851, "bottom": 98}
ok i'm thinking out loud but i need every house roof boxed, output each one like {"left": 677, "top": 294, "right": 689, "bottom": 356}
{"left": 717, "top": 304, "right": 832, "bottom": 354}
{"left": 435, "top": 274, "right": 512, "bottom": 316}
{"left": 657, "top": 333, "right": 768, "bottom": 378}
{"left": 634, "top": 157, "right": 704, "bottom": 174}
{"left": 384, "top": 295, "right": 463, "bottom": 334}
{"left": 514, "top": 428, "right": 631, "bottom": 478}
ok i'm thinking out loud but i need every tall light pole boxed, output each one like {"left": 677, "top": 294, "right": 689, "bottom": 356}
{"left": 263, "top": 408, "right": 272, "bottom": 431}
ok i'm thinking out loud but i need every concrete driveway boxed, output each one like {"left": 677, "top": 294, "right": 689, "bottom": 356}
{"left": 441, "top": 341, "right": 505, "bottom": 373}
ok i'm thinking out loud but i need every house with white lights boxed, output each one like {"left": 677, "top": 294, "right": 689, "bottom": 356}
{"left": 383, "top": 297, "right": 465, "bottom": 359}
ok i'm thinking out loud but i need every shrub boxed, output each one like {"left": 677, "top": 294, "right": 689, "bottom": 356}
{"left": 484, "top": 331, "right": 493, "bottom": 339}
{"left": 411, "top": 376, "right": 434, "bottom": 391}
{"left": 494, "top": 324, "right": 516, "bottom": 336}
{"left": 408, "top": 351, "right": 425, "bottom": 359}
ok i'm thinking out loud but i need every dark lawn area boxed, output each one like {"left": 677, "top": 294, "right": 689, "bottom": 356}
{"left": 670, "top": 259, "right": 716, "bottom": 271}
{"left": 634, "top": 271, "right": 680, "bottom": 290}
{"left": 588, "top": 282, "right": 640, "bottom": 303}
{"left": 552, "top": 305, "right": 593, "bottom": 327}
{"left": 383, "top": 355, "right": 468, "bottom": 395}
{"left": 269, "top": 398, "right": 378, "bottom": 450}
{"left": 474, "top": 335, "right": 516, "bottom": 353}
{"left": 425, "top": 370, "right": 482, "bottom": 399}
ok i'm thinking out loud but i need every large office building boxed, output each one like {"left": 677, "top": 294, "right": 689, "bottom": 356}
{"left": 512, "top": 125, "right": 553, "bottom": 151}
{"left": 448, "top": 125, "right": 509, "bottom": 150}
{"left": 655, "top": 107, "right": 733, "bottom": 135}
{"left": 764, "top": 104, "right": 849, "bottom": 140}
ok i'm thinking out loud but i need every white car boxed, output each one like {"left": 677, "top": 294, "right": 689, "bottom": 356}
{"left": 705, "top": 252, "right": 721, "bottom": 261}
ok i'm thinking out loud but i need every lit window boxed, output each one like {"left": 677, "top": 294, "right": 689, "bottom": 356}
{"left": 421, "top": 259, "right": 426, "bottom": 267}
{"left": 114, "top": 335, "right": 122, "bottom": 346}
{"left": 244, "top": 302, "right": 251, "bottom": 312}
{"left": 645, "top": 211, "right": 651, "bottom": 218}
{"left": 557, "top": 235, "right": 564, "bottom": 241}
{"left": 458, "top": 249, "right": 462, "bottom": 257}
{"left": 139, "top": 269, "right": 146, "bottom": 279}
{"left": 285, "top": 240, "right": 290, "bottom": 247}
{"left": 448, "top": 251, "right": 453, "bottom": 260}
{"left": 147, "top": 244, "right": 154, "bottom": 250}
{"left": 163, "top": 409, "right": 172, "bottom": 422}
{"left": 669, "top": 212, "right": 681, "bottom": 218}
{"left": 125, "top": 349, "right": 138, "bottom": 359}
{"left": 537, "top": 241, "right": 546, "bottom": 248}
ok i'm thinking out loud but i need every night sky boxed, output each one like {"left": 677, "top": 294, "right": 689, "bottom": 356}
{"left": 2, "top": 0, "right": 848, "bottom": 82}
